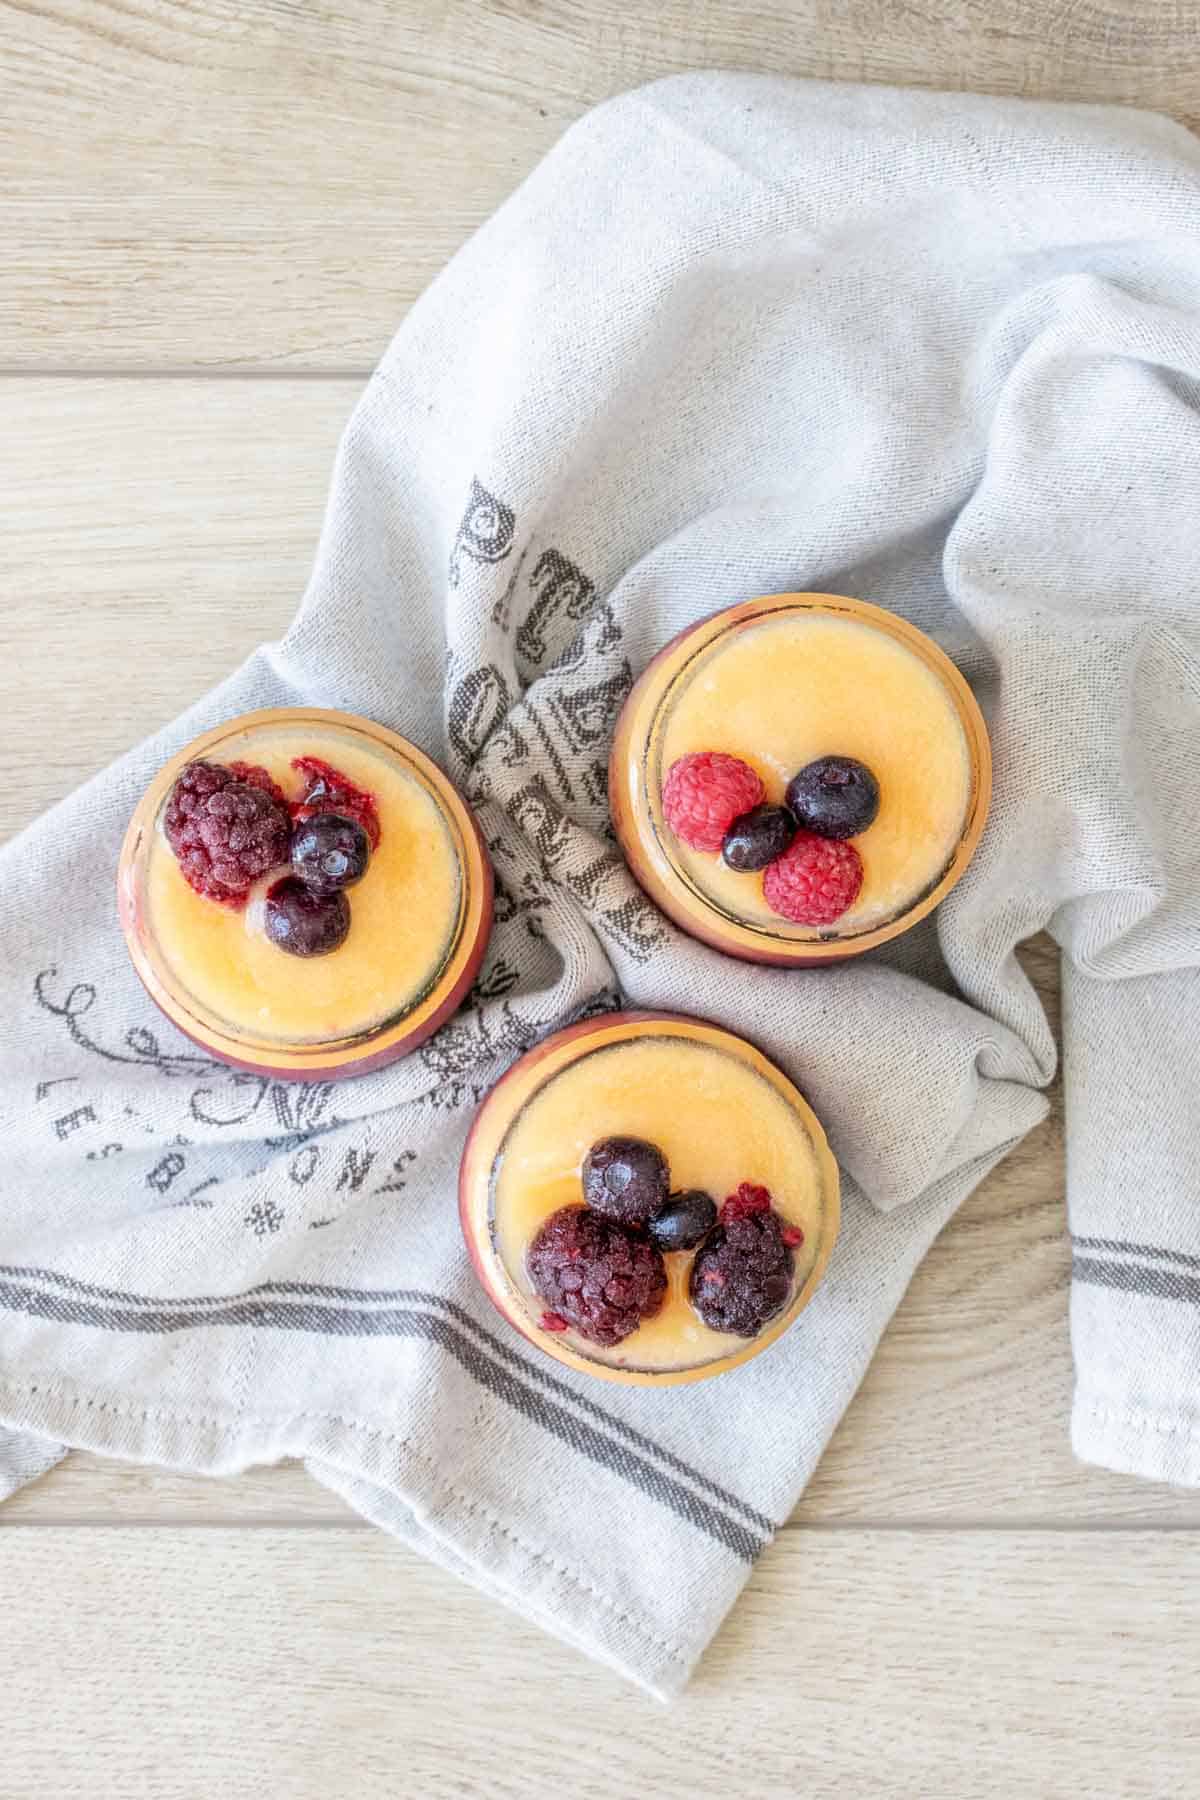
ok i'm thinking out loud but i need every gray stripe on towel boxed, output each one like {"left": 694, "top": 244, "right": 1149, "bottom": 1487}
{"left": 0, "top": 1260, "right": 774, "bottom": 1536}
{"left": 1072, "top": 1256, "right": 1200, "bottom": 1307}
{"left": 0, "top": 1277, "right": 767, "bottom": 1562}
{"left": 1071, "top": 1236, "right": 1200, "bottom": 1274}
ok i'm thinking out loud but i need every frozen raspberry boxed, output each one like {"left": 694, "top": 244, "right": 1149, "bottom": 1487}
{"left": 164, "top": 761, "right": 290, "bottom": 906}
{"left": 527, "top": 1206, "right": 667, "bottom": 1347}
{"left": 720, "top": 1181, "right": 772, "bottom": 1223}
{"left": 690, "top": 1207, "right": 795, "bottom": 1338}
{"left": 762, "top": 831, "right": 863, "bottom": 926}
{"left": 582, "top": 1135, "right": 670, "bottom": 1226}
{"left": 227, "top": 762, "right": 288, "bottom": 809}
{"left": 292, "top": 755, "right": 381, "bottom": 850}
{"left": 662, "top": 752, "right": 763, "bottom": 853}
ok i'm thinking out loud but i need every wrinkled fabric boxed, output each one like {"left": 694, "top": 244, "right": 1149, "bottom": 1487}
{"left": 1, "top": 74, "right": 1198, "bottom": 1696}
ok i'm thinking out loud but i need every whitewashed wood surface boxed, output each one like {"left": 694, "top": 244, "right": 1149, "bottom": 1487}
{"left": 3, "top": 5, "right": 1200, "bottom": 1794}
{"left": 3, "top": 1529, "right": 1198, "bottom": 1800}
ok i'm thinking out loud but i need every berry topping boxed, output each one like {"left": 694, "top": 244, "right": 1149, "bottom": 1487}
{"left": 582, "top": 1135, "right": 670, "bottom": 1226}
{"left": 290, "top": 811, "right": 371, "bottom": 896}
{"left": 762, "top": 831, "right": 864, "bottom": 926}
{"left": 785, "top": 755, "right": 880, "bottom": 840}
{"left": 226, "top": 762, "right": 288, "bottom": 809}
{"left": 647, "top": 1189, "right": 718, "bottom": 1253}
{"left": 263, "top": 876, "right": 351, "bottom": 957}
{"left": 164, "top": 760, "right": 291, "bottom": 907}
{"left": 781, "top": 1225, "right": 806, "bottom": 1248}
{"left": 690, "top": 1207, "right": 795, "bottom": 1338}
{"left": 721, "top": 802, "right": 797, "bottom": 872}
{"left": 662, "top": 752, "right": 764, "bottom": 853}
{"left": 721, "top": 1181, "right": 773, "bottom": 1222}
{"left": 292, "top": 755, "right": 381, "bottom": 850}
{"left": 527, "top": 1206, "right": 667, "bottom": 1347}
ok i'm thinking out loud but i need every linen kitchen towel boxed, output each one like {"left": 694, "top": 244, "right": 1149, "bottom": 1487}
{"left": 2, "top": 74, "right": 1199, "bottom": 1698}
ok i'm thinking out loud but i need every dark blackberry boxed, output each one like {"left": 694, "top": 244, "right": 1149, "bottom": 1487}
{"left": 164, "top": 760, "right": 290, "bottom": 906}
{"left": 263, "top": 876, "right": 351, "bottom": 957}
{"left": 785, "top": 755, "right": 880, "bottom": 840}
{"left": 581, "top": 1135, "right": 670, "bottom": 1226}
{"left": 721, "top": 803, "right": 797, "bottom": 872}
{"left": 527, "top": 1205, "right": 667, "bottom": 1347}
{"left": 291, "top": 811, "right": 371, "bottom": 896}
{"left": 690, "top": 1208, "right": 795, "bottom": 1338}
{"left": 648, "top": 1190, "right": 717, "bottom": 1253}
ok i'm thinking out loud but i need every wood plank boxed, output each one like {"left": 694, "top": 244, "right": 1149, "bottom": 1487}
{"left": 4, "top": 0, "right": 1200, "bottom": 367}
{"left": 0, "top": 1454, "right": 355, "bottom": 1523}
{"left": 1, "top": 1526, "right": 1196, "bottom": 1795}
{"left": 4, "top": 377, "right": 1199, "bottom": 1525}
{"left": 0, "top": 379, "right": 354, "bottom": 840}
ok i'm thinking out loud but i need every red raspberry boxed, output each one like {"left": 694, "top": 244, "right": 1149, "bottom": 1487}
{"left": 721, "top": 1182, "right": 772, "bottom": 1223}
{"left": 762, "top": 830, "right": 863, "bottom": 925}
{"left": 164, "top": 760, "right": 291, "bottom": 907}
{"left": 227, "top": 761, "right": 288, "bottom": 809}
{"left": 662, "top": 752, "right": 763, "bottom": 853}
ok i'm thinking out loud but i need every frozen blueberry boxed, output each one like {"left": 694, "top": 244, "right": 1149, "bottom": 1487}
{"left": 648, "top": 1190, "right": 718, "bottom": 1253}
{"left": 291, "top": 811, "right": 371, "bottom": 896}
{"left": 264, "top": 877, "right": 350, "bottom": 957}
{"left": 722, "top": 803, "right": 798, "bottom": 872}
{"left": 582, "top": 1135, "right": 670, "bottom": 1226}
{"left": 785, "top": 755, "right": 880, "bottom": 840}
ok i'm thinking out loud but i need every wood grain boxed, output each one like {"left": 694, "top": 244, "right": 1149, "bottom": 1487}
{"left": 4, "top": 377, "right": 1199, "bottom": 1527}
{"left": 0, "top": 379, "right": 354, "bottom": 839}
{"left": 4, "top": 1, "right": 1197, "bottom": 1777}
{"left": 3, "top": 0, "right": 1200, "bottom": 368}
{"left": 1, "top": 1526, "right": 1197, "bottom": 1796}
